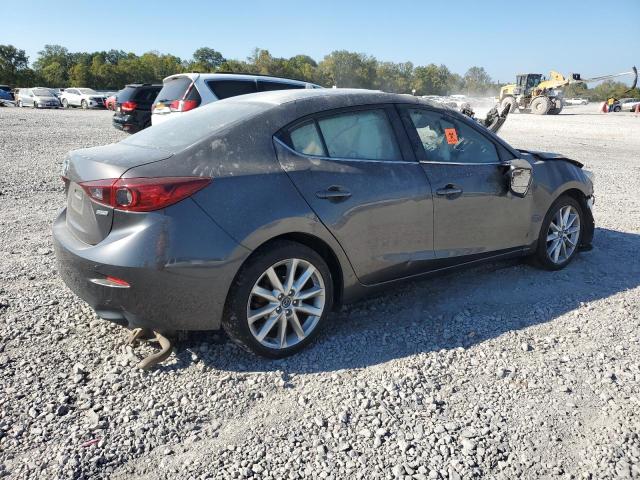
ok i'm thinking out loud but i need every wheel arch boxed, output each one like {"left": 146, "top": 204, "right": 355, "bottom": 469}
{"left": 231, "top": 232, "right": 346, "bottom": 310}
{"left": 548, "top": 186, "right": 594, "bottom": 248}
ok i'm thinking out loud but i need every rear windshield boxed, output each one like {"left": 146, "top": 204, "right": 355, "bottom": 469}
{"left": 118, "top": 86, "right": 161, "bottom": 103}
{"left": 121, "top": 99, "right": 272, "bottom": 150}
{"left": 155, "top": 77, "right": 193, "bottom": 102}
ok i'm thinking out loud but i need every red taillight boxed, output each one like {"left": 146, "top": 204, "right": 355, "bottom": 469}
{"left": 121, "top": 101, "right": 137, "bottom": 112}
{"left": 79, "top": 177, "right": 211, "bottom": 212}
{"left": 105, "top": 276, "right": 130, "bottom": 287}
{"left": 169, "top": 99, "right": 198, "bottom": 112}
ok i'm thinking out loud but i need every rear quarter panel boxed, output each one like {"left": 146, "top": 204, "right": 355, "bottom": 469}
{"left": 123, "top": 113, "right": 361, "bottom": 299}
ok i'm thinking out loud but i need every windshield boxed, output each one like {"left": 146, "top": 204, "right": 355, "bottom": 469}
{"left": 122, "top": 99, "right": 272, "bottom": 150}
{"left": 78, "top": 88, "right": 97, "bottom": 94}
{"left": 33, "top": 88, "right": 53, "bottom": 96}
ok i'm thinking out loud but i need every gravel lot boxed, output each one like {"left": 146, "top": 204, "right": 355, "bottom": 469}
{"left": 1, "top": 104, "right": 639, "bottom": 479}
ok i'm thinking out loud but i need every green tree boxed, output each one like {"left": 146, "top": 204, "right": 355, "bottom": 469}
{"left": 68, "top": 63, "right": 91, "bottom": 86}
{"left": 318, "top": 50, "right": 377, "bottom": 88}
{"left": 463, "top": 66, "right": 493, "bottom": 95}
{"left": 412, "top": 63, "right": 451, "bottom": 95}
{"left": 192, "top": 47, "right": 225, "bottom": 72}
{"left": 0, "top": 44, "right": 29, "bottom": 85}
{"left": 376, "top": 61, "right": 413, "bottom": 94}
{"left": 40, "top": 61, "right": 66, "bottom": 86}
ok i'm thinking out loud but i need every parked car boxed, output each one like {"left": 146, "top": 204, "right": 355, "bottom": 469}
{"left": 60, "top": 88, "right": 106, "bottom": 109}
{"left": 16, "top": 88, "right": 61, "bottom": 108}
{"left": 151, "top": 73, "right": 320, "bottom": 125}
{"left": 54, "top": 89, "right": 595, "bottom": 358}
{"left": 104, "top": 93, "right": 118, "bottom": 110}
{"left": 564, "top": 98, "right": 589, "bottom": 105}
{"left": 0, "top": 85, "right": 13, "bottom": 100}
{"left": 619, "top": 97, "right": 640, "bottom": 112}
{"left": 112, "top": 84, "right": 162, "bottom": 133}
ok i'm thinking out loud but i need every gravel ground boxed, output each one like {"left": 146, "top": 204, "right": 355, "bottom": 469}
{"left": 0, "top": 105, "right": 639, "bottom": 479}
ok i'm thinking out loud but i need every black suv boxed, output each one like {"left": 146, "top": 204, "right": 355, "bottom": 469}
{"left": 112, "top": 84, "right": 162, "bottom": 133}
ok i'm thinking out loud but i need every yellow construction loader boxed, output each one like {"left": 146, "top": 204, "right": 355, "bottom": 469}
{"left": 498, "top": 67, "right": 637, "bottom": 115}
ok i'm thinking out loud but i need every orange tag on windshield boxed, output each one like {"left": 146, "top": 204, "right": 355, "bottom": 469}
{"left": 445, "top": 128, "right": 459, "bottom": 145}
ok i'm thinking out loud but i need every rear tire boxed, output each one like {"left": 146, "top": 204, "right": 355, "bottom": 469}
{"left": 548, "top": 98, "right": 563, "bottom": 115}
{"left": 532, "top": 195, "right": 584, "bottom": 270}
{"left": 531, "top": 96, "right": 552, "bottom": 115}
{"left": 223, "top": 240, "right": 333, "bottom": 358}
{"left": 17, "top": 100, "right": 22, "bottom": 108}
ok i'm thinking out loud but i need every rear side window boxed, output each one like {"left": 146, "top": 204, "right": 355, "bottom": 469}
{"left": 289, "top": 122, "right": 325, "bottom": 156}
{"left": 206, "top": 79, "right": 257, "bottom": 99}
{"left": 316, "top": 110, "right": 401, "bottom": 161}
{"left": 156, "top": 77, "right": 193, "bottom": 102}
{"left": 257, "top": 80, "right": 304, "bottom": 92}
{"left": 407, "top": 109, "right": 499, "bottom": 164}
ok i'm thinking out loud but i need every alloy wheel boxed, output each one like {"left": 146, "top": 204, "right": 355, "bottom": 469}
{"left": 246, "top": 258, "right": 326, "bottom": 350}
{"left": 546, "top": 205, "right": 581, "bottom": 264}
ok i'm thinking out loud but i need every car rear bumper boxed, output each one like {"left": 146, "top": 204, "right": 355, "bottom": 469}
{"left": 112, "top": 114, "right": 144, "bottom": 133}
{"left": 52, "top": 199, "right": 249, "bottom": 332}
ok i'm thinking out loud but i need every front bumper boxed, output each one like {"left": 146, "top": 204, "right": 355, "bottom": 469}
{"left": 52, "top": 199, "right": 249, "bottom": 331}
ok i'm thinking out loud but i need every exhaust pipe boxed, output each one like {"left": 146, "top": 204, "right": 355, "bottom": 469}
{"left": 125, "top": 328, "right": 173, "bottom": 370}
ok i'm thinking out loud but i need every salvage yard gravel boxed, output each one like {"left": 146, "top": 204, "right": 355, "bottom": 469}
{"left": 0, "top": 105, "right": 639, "bottom": 479}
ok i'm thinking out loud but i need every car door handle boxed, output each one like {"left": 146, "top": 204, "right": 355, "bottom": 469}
{"left": 316, "top": 186, "right": 352, "bottom": 200}
{"left": 436, "top": 185, "right": 463, "bottom": 196}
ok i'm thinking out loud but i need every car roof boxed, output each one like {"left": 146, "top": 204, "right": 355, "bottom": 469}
{"left": 212, "top": 87, "right": 431, "bottom": 110}
{"left": 162, "top": 72, "right": 318, "bottom": 87}
{"left": 125, "top": 83, "right": 162, "bottom": 88}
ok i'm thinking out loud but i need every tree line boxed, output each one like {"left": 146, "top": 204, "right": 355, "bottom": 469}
{"left": 1, "top": 43, "right": 637, "bottom": 100}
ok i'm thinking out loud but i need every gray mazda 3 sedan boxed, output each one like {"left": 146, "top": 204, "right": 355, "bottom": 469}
{"left": 53, "top": 89, "right": 595, "bottom": 357}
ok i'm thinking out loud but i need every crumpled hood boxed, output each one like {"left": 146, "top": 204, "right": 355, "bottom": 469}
{"left": 517, "top": 149, "right": 584, "bottom": 168}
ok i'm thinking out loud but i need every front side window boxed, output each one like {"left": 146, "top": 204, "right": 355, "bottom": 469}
{"left": 407, "top": 109, "right": 499, "bottom": 164}
{"left": 289, "top": 122, "right": 325, "bottom": 156}
{"left": 316, "top": 110, "right": 400, "bottom": 161}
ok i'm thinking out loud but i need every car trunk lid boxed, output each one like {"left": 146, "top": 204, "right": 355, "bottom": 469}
{"left": 63, "top": 143, "right": 173, "bottom": 245}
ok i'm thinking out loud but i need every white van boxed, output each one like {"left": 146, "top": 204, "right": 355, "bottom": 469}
{"left": 151, "top": 73, "right": 321, "bottom": 125}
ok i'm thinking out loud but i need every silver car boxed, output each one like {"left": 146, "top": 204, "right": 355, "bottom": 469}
{"left": 60, "top": 88, "right": 106, "bottom": 109}
{"left": 16, "top": 88, "right": 61, "bottom": 108}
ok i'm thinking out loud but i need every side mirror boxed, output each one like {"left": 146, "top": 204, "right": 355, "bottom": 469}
{"left": 502, "top": 159, "right": 532, "bottom": 197}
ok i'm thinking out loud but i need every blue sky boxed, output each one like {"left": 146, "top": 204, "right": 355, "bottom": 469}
{"left": 4, "top": 0, "right": 639, "bottom": 83}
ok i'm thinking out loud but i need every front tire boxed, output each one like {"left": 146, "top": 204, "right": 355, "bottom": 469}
{"left": 500, "top": 96, "right": 517, "bottom": 114}
{"left": 62, "top": 99, "right": 68, "bottom": 108}
{"left": 533, "top": 195, "right": 583, "bottom": 270}
{"left": 531, "top": 96, "right": 551, "bottom": 115}
{"left": 223, "top": 240, "right": 333, "bottom": 358}
{"left": 81, "top": 99, "right": 88, "bottom": 109}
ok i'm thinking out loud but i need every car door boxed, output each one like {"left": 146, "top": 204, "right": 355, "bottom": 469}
{"left": 24, "top": 89, "right": 34, "bottom": 106}
{"left": 274, "top": 105, "right": 435, "bottom": 285}
{"left": 398, "top": 105, "right": 533, "bottom": 261}
{"left": 68, "top": 89, "right": 80, "bottom": 106}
